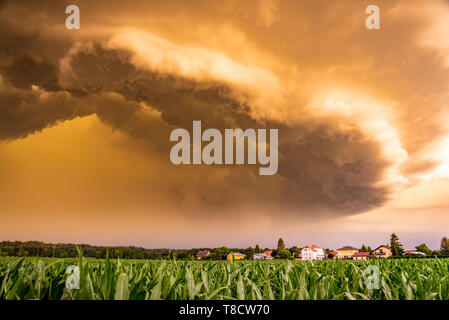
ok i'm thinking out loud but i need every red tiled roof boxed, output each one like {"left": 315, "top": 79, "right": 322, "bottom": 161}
{"left": 196, "top": 250, "right": 210, "bottom": 257}
{"left": 303, "top": 245, "right": 323, "bottom": 252}
{"left": 353, "top": 252, "right": 370, "bottom": 257}
{"left": 337, "top": 246, "right": 359, "bottom": 251}
{"left": 403, "top": 250, "right": 426, "bottom": 256}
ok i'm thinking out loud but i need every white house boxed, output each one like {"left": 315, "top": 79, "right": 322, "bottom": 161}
{"left": 403, "top": 250, "right": 426, "bottom": 257}
{"left": 253, "top": 253, "right": 274, "bottom": 260}
{"left": 301, "top": 245, "right": 325, "bottom": 260}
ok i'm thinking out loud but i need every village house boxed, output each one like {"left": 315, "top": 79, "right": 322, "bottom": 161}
{"left": 336, "top": 246, "right": 359, "bottom": 259}
{"left": 263, "top": 250, "right": 273, "bottom": 257}
{"left": 403, "top": 250, "right": 426, "bottom": 257}
{"left": 301, "top": 245, "right": 325, "bottom": 260}
{"left": 372, "top": 245, "right": 392, "bottom": 259}
{"left": 227, "top": 253, "right": 246, "bottom": 260}
{"left": 253, "top": 253, "right": 274, "bottom": 260}
{"left": 353, "top": 252, "right": 370, "bottom": 260}
{"left": 327, "top": 251, "right": 338, "bottom": 259}
{"left": 196, "top": 250, "right": 210, "bottom": 259}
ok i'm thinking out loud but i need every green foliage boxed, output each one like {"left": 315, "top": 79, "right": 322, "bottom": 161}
{"left": 390, "top": 233, "right": 404, "bottom": 256}
{"left": 441, "top": 237, "right": 449, "bottom": 255}
{"left": 290, "top": 246, "right": 301, "bottom": 258}
{"left": 278, "top": 250, "right": 292, "bottom": 260}
{"left": 415, "top": 244, "right": 432, "bottom": 256}
{"left": 114, "top": 273, "right": 130, "bottom": 300}
{"left": 0, "top": 241, "right": 175, "bottom": 260}
{"left": 1, "top": 256, "right": 449, "bottom": 300}
{"left": 277, "top": 238, "right": 285, "bottom": 251}
{"left": 246, "top": 247, "right": 255, "bottom": 260}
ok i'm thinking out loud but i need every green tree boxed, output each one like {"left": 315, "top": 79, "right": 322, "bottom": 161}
{"left": 367, "top": 246, "right": 372, "bottom": 253}
{"left": 290, "top": 246, "right": 301, "bottom": 258}
{"left": 390, "top": 233, "right": 404, "bottom": 256}
{"left": 441, "top": 237, "right": 449, "bottom": 255}
{"left": 278, "top": 250, "right": 292, "bottom": 259}
{"left": 415, "top": 243, "right": 432, "bottom": 255}
{"left": 246, "top": 247, "right": 255, "bottom": 260}
{"left": 214, "top": 247, "right": 231, "bottom": 260}
{"left": 132, "top": 251, "right": 144, "bottom": 259}
{"left": 255, "top": 244, "right": 261, "bottom": 253}
{"left": 277, "top": 238, "right": 285, "bottom": 251}
{"left": 201, "top": 253, "right": 216, "bottom": 260}
{"left": 361, "top": 244, "right": 368, "bottom": 252}
{"left": 113, "top": 249, "right": 123, "bottom": 259}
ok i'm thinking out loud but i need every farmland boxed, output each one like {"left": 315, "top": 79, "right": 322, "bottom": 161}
{"left": 0, "top": 256, "right": 448, "bottom": 300}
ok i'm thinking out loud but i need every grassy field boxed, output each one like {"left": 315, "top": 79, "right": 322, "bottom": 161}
{"left": 1, "top": 255, "right": 448, "bottom": 300}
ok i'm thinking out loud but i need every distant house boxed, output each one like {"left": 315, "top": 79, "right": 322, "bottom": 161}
{"left": 327, "top": 251, "right": 338, "bottom": 259}
{"left": 196, "top": 250, "right": 210, "bottom": 259}
{"left": 301, "top": 245, "right": 325, "bottom": 260}
{"left": 254, "top": 253, "right": 274, "bottom": 260}
{"left": 403, "top": 250, "right": 426, "bottom": 257}
{"left": 263, "top": 250, "right": 273, "bottom": 257}
{"left": 353, "top": 252, "right": 370, "bottom": 260}
{"left": 337, "top": 246, "right": 359, "bottom": 260}
{"left": 227, "top": 253, "right": 246, "bottom": 261}
{"left": 372, "top": 245, "right": 392, "bottom": 259}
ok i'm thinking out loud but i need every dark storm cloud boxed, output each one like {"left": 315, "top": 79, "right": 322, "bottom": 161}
{"left": 63, "top": 44, "right": 258, "bottom": 129}
{"left": 55, "top": 43, "right": 390, "bottom": 214}
{"left": 0, "top": 82, "right": 93, "bottom": 140}
{"left": 6, "top": 0, "right": 446, "bottom": 217}
{"left": 0, "top": 36, "right": 389, "bottom": 214}
{"left": 2, "top": 55, "right": 61, "bottom": 91}
{"left": 278, "top": 122, "right": 389, "bottom": 213}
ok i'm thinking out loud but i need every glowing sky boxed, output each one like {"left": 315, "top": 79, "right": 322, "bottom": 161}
{"left": 1, "top": 0, "right": 448, "bottom": 249}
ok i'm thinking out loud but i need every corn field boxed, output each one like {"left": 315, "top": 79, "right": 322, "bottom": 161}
{"left": 1, "top": 254, "right": 448, "bottom": 300}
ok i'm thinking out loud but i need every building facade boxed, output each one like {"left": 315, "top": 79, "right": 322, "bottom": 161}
{"left": 253, "top": 253, "right": 274, "bottom": 260}
{"left": 196, "top": 250, "right": 210, "bottom": 259}
{"left": 337, "top": 246, "right": 359, "bottom": 259}
{"left": 353, "top": 252, "right": 370, "bottom": 260}
{"left": 403, "top": 250, "right": 426, "bottom": 257}
{"left": 372, "top": 245, "right": 392, "bottom": 259}
{"left": 301, "top": 245, "right": 325, "bottom": 260}
{"left": 227, "top": 253, "right": 246, "bottom": 260}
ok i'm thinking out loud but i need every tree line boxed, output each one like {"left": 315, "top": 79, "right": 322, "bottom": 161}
{"left": 0, "top": 240, "right": 309, "bottom": 260}
{"left": 0, "top": 235, "right": 448, "bottom": 260}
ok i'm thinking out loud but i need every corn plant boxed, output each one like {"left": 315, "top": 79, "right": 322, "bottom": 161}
{"left": 0, "top": 255, "right": 448, "bottom": 300}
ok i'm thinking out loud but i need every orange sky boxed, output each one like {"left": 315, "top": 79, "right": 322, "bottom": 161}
{"left": 0, "top": 0, "right": 449, "bottom": 249}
